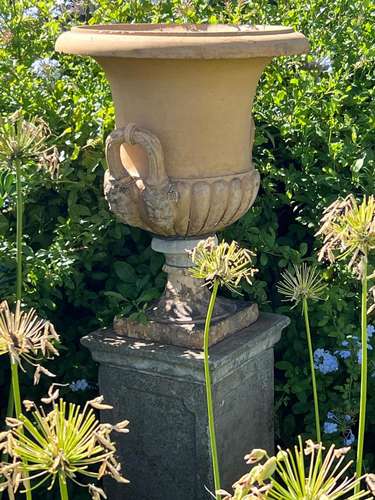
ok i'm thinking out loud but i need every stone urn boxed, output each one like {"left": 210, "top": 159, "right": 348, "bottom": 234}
{"left": 56, "top": 24, "right": 308, "bottom": 348}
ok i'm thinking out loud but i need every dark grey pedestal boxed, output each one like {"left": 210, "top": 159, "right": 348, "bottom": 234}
{"left": 82, "top": 313, "right": 289, "bottom": 500}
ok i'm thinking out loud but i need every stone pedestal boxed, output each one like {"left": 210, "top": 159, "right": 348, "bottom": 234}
{"left": 81, "top": 313, "right": 289, "bottom": 500}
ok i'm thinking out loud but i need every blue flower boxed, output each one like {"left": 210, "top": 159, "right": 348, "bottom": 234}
{"left": 340, "top": 329, "right": 374, "bottom": 363}
{"left": 358, "top": 343, "right": 373, "bottom": 364}
{"left": 70, "top": 379, "right": 89, "bottom": 392}
{"left": 51, "top": 0, "right": 97, "bottom": 17}
{"left": 24, "top": 6, "right": 39, "bottom": 17}
{"left": 335, "top": 349, "right": 351, "bottom": 359}
{"left": 316, "top": 55, "right": 333, "bottom": 73}
{"left": 31, "top": 58, "right": 61, "bottom": 80}
{"left": 327, "top": 410, "right": 337, "bottom": 421}
{"left": 343, "top": 429, "right": 355, "bottom": 446}
{"left": 324, "top": 421, "right": 338, "bottom": 434}
{"left": 314, "top": 348, "right": 339, "bottom": 374}
{"left": 51, "top": 0, "right": 74, "bottom": 17}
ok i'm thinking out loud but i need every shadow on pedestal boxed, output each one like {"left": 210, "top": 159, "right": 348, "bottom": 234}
{"left": 81, "top": 313, "right": 289, "bottom": 500}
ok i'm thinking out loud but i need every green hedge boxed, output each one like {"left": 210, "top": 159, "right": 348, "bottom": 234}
{"left": 0, "top": 0, "right": 374, "bottom": 495}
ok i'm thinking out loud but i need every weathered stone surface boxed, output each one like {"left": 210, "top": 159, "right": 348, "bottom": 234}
{"left": 114, "top": 299, "right": 259, "bottom": 349}
{"left": 104, "top": 120, "right": 260, "bottom": 237}
{"left": 113, "top": 236, "right": 259, "bottom": 349}
{"left": 81, "top": 312, "right": 289, "bottom": 500}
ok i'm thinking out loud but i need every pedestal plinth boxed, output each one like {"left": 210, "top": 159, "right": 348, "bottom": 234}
{"left": 81, "top": 313, "right": 289, "bottom": 500}
{"left": 114, "top": 236, "right": 259, "bottom": 349}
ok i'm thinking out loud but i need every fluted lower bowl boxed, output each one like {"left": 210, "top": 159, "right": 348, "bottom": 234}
{"left": 104, "top": 167, "right": 260, "bottom": 237}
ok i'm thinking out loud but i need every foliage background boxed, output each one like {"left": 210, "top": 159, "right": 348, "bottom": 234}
{"left": 0, "top": 0, "right": 374, "bottom": 497}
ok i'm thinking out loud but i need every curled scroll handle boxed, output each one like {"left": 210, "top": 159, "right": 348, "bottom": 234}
{"left": 105, "top": 123, "right": 168, "bottom": 188}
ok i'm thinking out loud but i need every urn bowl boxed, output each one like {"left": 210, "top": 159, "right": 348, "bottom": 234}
{"left": 56, "top": 24, "right": 308, "bottom": 237}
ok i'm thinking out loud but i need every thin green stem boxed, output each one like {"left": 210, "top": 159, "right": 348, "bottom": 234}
{"left": 58, "top": 473, "right": 69, "bottom": 500}
{"left": 11, "top": 359, "right": 22, "bottom": 419}
{"left": 11, "top": 161, "right": 32, "bottom": 500}
{"left": 0, "top": 158, "right": 20, "bottom": 500}
{"left": 6, "top": 385, "right": 14, "bottom": 419}
{"left": 302, "top": 298, "right": 321, "bottom": 443}
{"left": 355, "top": 256, "right": 368, "bottom": 492}
{"left": 10, "top": 360, "right": 32, "bottom": 500}
{"left": 16, "top": 157, "right": 23, "bottom": 301}
{"left": 0, "top": 379, "right": 15, "bottom": 500}
{"left": 0, "top": 159, "right": 17, "bottom": 500}
{"left": 204, "top": 280, "right": 221, "bottom": 499}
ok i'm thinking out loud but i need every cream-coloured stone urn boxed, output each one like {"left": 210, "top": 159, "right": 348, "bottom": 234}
{"left": 56, "top": 24, "right": 308, "bottom": 348}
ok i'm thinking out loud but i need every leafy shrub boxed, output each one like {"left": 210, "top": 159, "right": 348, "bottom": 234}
{"left": 0, "top": 2, "right": 374, "bottom": 497}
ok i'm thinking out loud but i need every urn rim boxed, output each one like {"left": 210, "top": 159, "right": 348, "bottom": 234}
{"left": 55, "top": 22, "right": 309, "bottom": 59}
{"left": 71, "top": 23, "right": 294, "bottom": 36}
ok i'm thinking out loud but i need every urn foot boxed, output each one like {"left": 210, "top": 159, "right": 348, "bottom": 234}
{"left": 113, "top": 236, "right": 259, "bottom": 349}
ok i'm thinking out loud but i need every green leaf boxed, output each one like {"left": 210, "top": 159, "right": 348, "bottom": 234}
{"left": 276, "top": 361, "right": 293, "bottom": 371}
{"left": 137, "top": 288, "right": 160, "bottom": 303}
{"left": 260, "top": 253, "right": 268, "bottom": 266}
{"left": 299, "top": 242, "right": 308, "bottom": 256}
{"left": 352, "top": 157, "right": 365, "bottom": 173}
{"left": 103, "top": 291, "right": 125, "bottom": 301}
{"left": 113, "top": 261, "right": 137, "bottom": 283}
{"left": 116, "top": 283, "right": 138, "bottom": 300}
{"left": 0, "top": 213, "right": 9, "bottom": 234}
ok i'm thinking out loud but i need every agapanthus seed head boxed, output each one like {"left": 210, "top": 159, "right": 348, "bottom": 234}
{"left": 5, "top": 418, "right": 22, "bottom": 429}
{"left": 223, "top": 438, "right": 371, "bottom": 499}
{"left": 245, "top": 449, "right": 267, "bottom": 464}
{"left": 0, "top": 110, "right": 59, "bottom": 176}
{"left": 190, "top": 237, "right": 257, "bottom": 293}
{"left": 304, "top": 439, "right": 324, "bottom": 455}
{"left": 268, "top": 439, "right": 369, "bottom": 499}
{"left": 333, "top": 446, "right": 351, "bottom": 459}
{"left": 316, "top": 194, "right": 375, "bottom": 278}
{"left": 1, "top": 393, "right": 129, "bottom": 499}
{"left": 0, "top": 300, "right": 59, "bottom": 381}
{"left": 40, "top": 387, "right": 60, "bottom": 404}
{"left": 22, "top": 400, "right": 35, "bottom": 412}
{"left": 89, "top": 483, "right": 108, "bottom": 499}
{"left": 33, "top": 364, "right": 56, "bottom": 385}
{"left": 88, "top": 395, "right": 114, "bottom": 411}
{"left": 366, "top": 474, "right": 375, "bottom": 495}
{"left": 277, "top": 263, "right": 327, "bottom": 307}
{"left": 257, "top": 457, "right": 277, "bottom": 483}
{"left": 113, "top": 420, "right": 130, "bottom": 434}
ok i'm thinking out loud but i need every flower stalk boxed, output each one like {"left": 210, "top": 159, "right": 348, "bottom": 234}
{"left": 316, "top": 194, "right": 374, "bottom": 486}
{"left": 277, "top": 263, "right": 326, "bottom": 442}
{"left": 356, "top": 255, "right": 368, "bottom": 493}
{"left": 10, "top": 359, "right": 22, "bottom": 419}
{"left": 0, "top": 111, "right": 59, "bottom": 500}
{"left": 58, "top": 473, "right": 69, "bottom": 500}
{"left": 10, "top": 361, "right": 32, "bottom": 500}
{"left": 190, "top": 238, "right": 257, "bottom": 499}
{"left": 203, "top": 279, "right": 221, "bottom": 499}
{"left": 15, "top": 157, "right": 23, "bottom": 301}
{"left": 302, "top": 298, "right": 321, "bottom": 443}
